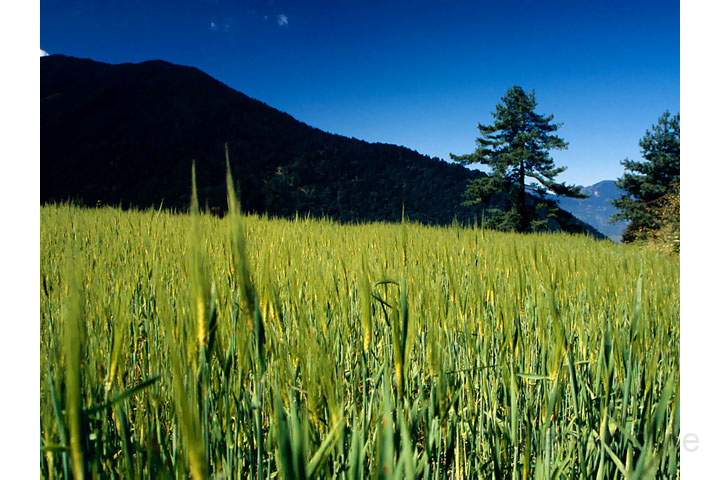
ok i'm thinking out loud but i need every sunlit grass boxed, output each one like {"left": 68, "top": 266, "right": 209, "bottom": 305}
{"left": 40, "top": 190, "right": 679, "bottom": 478}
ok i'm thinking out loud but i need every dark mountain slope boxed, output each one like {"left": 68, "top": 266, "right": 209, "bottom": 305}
{"left": 41, "top": 55, "right": 601, "bottom": 235}
{"left": 42, "top": 55, "right": 480, "bottom": 223}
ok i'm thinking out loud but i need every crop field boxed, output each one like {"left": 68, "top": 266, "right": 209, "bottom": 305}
{"left": 40, "top": 177, "right": 679, "bottom": 479}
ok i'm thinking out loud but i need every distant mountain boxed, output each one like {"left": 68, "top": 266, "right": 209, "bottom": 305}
{"left": 41, "top": 54, "right": 601, "bottom": 236}
{"left": 552, "top": 181, "right": 628, "bottom": 241}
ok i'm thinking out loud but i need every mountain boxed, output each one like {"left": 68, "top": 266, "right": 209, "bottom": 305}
{"left": 41, "top": 54, "right": 601, "bottom": 236}
{"left": 552, "top": 181, "right": 628, "bottom": 241}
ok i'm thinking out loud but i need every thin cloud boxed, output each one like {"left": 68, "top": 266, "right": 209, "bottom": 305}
{"left": 277, "top": 14, "right": 288, "bottom": 26}
{"left": 209, "top": 19, "right": 231, "bottom": 32}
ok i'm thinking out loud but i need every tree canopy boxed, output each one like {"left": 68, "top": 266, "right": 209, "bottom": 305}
{"left": 613, "top": 112, "right": 680, "bottom": 243}
{"left": 451, "top": 86, "right": 585, "bottom": 232}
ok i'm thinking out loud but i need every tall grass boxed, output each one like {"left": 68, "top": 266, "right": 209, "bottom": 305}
{"left": 40, "top": 182, "right": 679, "bottom": 478}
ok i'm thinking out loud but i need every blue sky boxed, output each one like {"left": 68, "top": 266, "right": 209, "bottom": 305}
{"left": 41, "top": 0, "right": 679, "bottom": 186}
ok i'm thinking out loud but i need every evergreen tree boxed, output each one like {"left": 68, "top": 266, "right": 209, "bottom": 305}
{"left": 613, "top": 112, "right": 680, "bottom": 242}
{"left": 451, "top": 86, "right": 585, "bottom": 232}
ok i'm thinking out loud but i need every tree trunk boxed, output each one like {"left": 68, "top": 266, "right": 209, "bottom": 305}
{"left": 517, "top": 161, "right": 528, "bottom": 232}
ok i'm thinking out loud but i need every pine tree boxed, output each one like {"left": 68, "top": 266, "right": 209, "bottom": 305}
{"left": 613, "top": 112, "right": 680, "bottom": 242}
{"left": 451, "top": 86, "right": 584, "bottom": 232}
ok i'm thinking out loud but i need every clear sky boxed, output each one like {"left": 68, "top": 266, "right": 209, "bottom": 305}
{"left": 41, "top": 0, "right": 679, "bottom": 186}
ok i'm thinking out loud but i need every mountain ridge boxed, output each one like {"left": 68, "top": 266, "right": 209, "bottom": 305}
{"left": 41, "top": 54, "right": 602, "bottom": 236}
{"left": 551, "top": 180, "right": 628, "bottom": 241}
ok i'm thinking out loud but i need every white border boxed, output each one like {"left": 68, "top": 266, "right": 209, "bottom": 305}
{"left": 0, "top": 0, "right": 41, "bottom": 476}
{"left": 680, "top": 0, "right": 720, "bottom": 476}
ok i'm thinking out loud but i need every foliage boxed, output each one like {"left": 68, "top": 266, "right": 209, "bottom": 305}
{"left": 640, "top": 186, "right": 680, "bottom": 255}
{"left": 451, "top": 86, "right": 585, "bottom": 232}
{"left": 41, "top": 195, "right": 678, "bottom": 478}
{"left": 613, "top": 112, "right": 680, "bottom": 243}
{"left": 652, "top": 188, "right": 680, "bottom": 254}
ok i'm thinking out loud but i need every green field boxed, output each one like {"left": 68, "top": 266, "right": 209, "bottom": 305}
{"left": 40, "top": 195, "right": 679, "bottom": 478}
